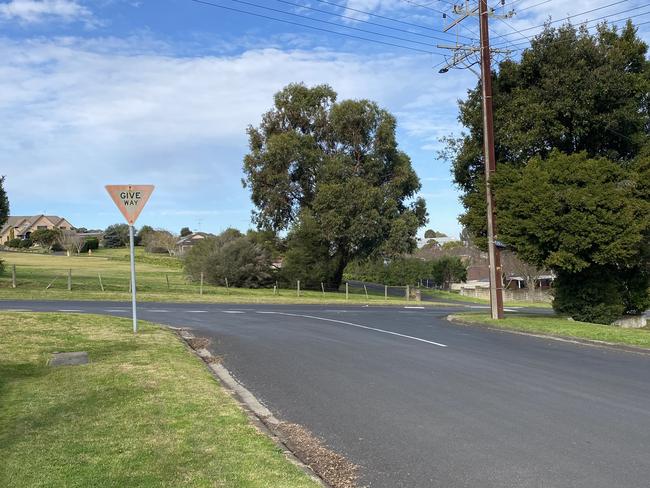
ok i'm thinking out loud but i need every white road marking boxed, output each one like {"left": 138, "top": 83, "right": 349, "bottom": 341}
{"left": 261, "top": 311, "right": 447, "bottom": 348}
{"left": 187, "top": 310, "right": 208, "bottom": 313}
{"left": 148, "top": 309, "right": 169, "bottom": 313}
{"left": 404, "top": 306, "right": 425, "bottom": 309}
{"left": 504, "top": 308, "right": 519, "bottom": 312}
{"left": 223, "top": 310, "right": 245, "bottom": 314}
{"left": 105, "top": 309, "right": 128, "bottom": 313}
{"left": 466, "top": 305, "right": 490, "bottom": 309}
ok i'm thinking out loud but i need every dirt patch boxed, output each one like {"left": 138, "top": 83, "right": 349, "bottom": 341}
{"left": 187, "top": 337, "right": 211, "bottom": 350}
{"left": 276, "top": 422, "right": 359, "bottom": 488}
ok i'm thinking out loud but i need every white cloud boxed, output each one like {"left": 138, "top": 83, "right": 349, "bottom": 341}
{"left": 0, "top": 35, "right": 469, "bottom": 230}
{"left": 0, "top": 0, "right": 92, "bottom": 24}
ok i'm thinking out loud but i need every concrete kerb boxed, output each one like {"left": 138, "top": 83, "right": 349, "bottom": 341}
{"left": 446, "top": 314, "right": 650, "bottom": 356}
{"left": 173, "top": 328, "right": 331, "bottom": 488}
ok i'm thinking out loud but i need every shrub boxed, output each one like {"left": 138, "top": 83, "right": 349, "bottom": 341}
{"left": 18, "top": 238, "right": 32, "bottom": 249}
{"left": 81, "top": 237, "right": 99, "bottom": 252}
{"left": 344, "top": 256, "right": 467, "bottom": 288}
{"left": 30, "top": 229, "right": 61, "bottom": 249}
{"left": 103, "top": 224, "right": 130, "bottom": 248}
{"left": 6, "top": 238, "right": 22, "bottom": 248}
{"left": 0, "top": 258, "right": 4, "bottom": 275}
{"left": 553, "top": 268, "right": 626, "bottom": 324}
{"left": 184, "top": 229, "right": 273, "bottom": 288}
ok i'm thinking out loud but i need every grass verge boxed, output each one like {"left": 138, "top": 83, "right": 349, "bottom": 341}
{"left": 450, "top": 313, "right": 650, "bottom": 349}
{"left": 0, "top": 312, "right": 320, "bottom": 487}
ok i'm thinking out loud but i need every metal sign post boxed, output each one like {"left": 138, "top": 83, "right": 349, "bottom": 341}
{"left": 128, "top": 224, "right": 137, "bottom": 333}
{"left": 105, "top": 184, "right": 155, "bottom": 334}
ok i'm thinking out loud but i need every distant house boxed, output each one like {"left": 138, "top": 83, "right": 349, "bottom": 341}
{"left": 176, "top": 232, "right": 212, "bottom": 254}
{"left": 0, "top": 215, "right": 74, "bottom": 245}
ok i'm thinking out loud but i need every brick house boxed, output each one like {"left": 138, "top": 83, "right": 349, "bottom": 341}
{"left": 0, "top": 215, "right": 75, "bottom": 245}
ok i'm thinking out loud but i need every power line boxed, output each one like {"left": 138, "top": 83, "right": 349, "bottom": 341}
{"left": 188, "top": 0, "right": 444, "bottom": 54}
{"left": 312, "top": 0, "right": 473, "bottom": 38}
{"left": 400, "top": 0, "right": 482, "bottom": 39}
{"left": 515, "top": 0, "right": 555, "bottom": 13}
{"left": 495, "top": 4, "right": 650, "bottom": 49}
{"left": 272, "top": 0, "right": 469, "bottom": 43}
{"left": 196, "top": 0, "right": 450, "bottom": 49}
{"left": 496, "top": 0, "right": 637, "bottom": 41}
{"left": 492, "top": 0, "right": 643, "bottom": 47}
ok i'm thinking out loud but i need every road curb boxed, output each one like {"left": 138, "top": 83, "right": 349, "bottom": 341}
{"left": 174, "top": 328, "right": 332, "bottom": 488}
{"left": 446, "top": 315, "right": 650, "bottom": 356}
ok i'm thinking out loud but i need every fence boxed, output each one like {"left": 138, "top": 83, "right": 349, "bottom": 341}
{"left": 1, "top": 265, "right": 430, "bottom": 302}
{"left": 459, "top": 287, "right": 552, "bottom": 303}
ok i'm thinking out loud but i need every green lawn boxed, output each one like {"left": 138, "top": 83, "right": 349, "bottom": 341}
{"left": 0, "top": 312, "right": 320, "bottom": 488}
{"left": 450, "top": 313, "right": 650, "bottom": 349}
{"left": 0, "top": 250, "right": 426, "bottom": 305}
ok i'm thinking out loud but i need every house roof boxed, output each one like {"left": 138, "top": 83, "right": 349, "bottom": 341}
{"left": 176, "top": 232, "right": 212, "bottom": 246}
{"left": 1, "top": 215, "right": 73, "bottom": 236}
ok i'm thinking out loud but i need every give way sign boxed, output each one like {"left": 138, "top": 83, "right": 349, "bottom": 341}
{"left": 105, "top": 185, "right": 155, "bottom": 225}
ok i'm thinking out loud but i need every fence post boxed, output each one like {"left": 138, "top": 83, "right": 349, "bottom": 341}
{"left": 363, "top": 283, "right": 369, "bottom": 301}
{"left": 321, "top": 282, "right": 325, "bottom": 295}
{"left": 67, "top": 269, "right": 72, "bottom": 291}
{"left": 12, "top": 264, "right": 16, "bottom": 288}
{"left": 166, "top": 274, "right": 170, "bottom": 290}
{"left": 406, "top": 284, "right": 410, "bottom": 302}
{"left": 200, "top": 272, "right": 204, "bottom": 296}
{"left": 225, "top": 277, "right": 230, "bottom": 294}
{"left": 345, "top": 282, "right": 349, "bottom": 301}
{"left": 273, "top": 284, "right": 277, "bottom": 296}
{"left": 297, "top": 280, "right": 300, "bottom": 297}
{"left": 98, "top": 273, "right": 104, "bottom": 292}
{"left": 384, "top": 284, "right": 388, "bottom": 301}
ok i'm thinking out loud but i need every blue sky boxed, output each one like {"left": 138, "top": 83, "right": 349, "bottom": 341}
{"left": 1, "top": 0, "right": 649, "bottom": 237}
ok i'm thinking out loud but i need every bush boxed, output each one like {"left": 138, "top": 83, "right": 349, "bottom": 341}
{"left": 81, "top": 237, "right": 99, "bottom": 252}
{"left": 0, "top": 258, "right": 4, "bottom": 275}
{"left": 344, "top": 256, "right": 467, "bottom": 288}
{"left": 30, "top": 229, "right": 61, "bottom": 249}
{"left": 553, "top": 268, "right": 625, "bottom": 324}
{"left": 18, "top": 238, "right": 33, "bottom": 249}
{"left": 553, "top": 266, "right": 650, "bottom": 324}
{"left": 184, "top": 229, "right": 273, "bottom": 288}
{"left": 103, "top": 224, "right": 130, "bottom": 248}
{"left": 6, "top": 238, "right": 22, "bottom": 248}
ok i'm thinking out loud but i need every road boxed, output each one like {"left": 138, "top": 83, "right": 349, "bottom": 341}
{"left": 2, "top": 300, "right": 649, "bottom": 488}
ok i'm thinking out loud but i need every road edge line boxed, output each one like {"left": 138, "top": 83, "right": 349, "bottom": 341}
{"left": 446, "top": 315, "right": 650, "bottom": 356}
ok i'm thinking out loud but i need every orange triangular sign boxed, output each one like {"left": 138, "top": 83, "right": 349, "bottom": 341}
{"left": 105, "top": 185, "right": 155, "bottom": 225}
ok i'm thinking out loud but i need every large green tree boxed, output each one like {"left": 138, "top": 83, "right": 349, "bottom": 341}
{"left": 449, "top": 22, "right": 649, "bottom": 242}
{"left": 494, "top": 151, "right": 650, "bottom": 323}
{"left": 243, "top": 83, "right": 426, "bottom": 289}
{"left": 447, "top": 22, "right": 650, "bottom": 322}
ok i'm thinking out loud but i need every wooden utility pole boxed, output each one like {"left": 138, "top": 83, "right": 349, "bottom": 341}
{"left": 478, "top": 0, "right": 504, "bottom": 319}
{"left": 438, "top": 0, "right": 510, "bottom": 319}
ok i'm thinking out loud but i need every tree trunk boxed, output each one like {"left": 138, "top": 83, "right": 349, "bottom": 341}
{"left": 327, "top": 250, "right": 348, "bottom": 291}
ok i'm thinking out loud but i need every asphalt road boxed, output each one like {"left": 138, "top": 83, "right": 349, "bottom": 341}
{"left": 2, "top": 300, "right": 649, "bottom": 488}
